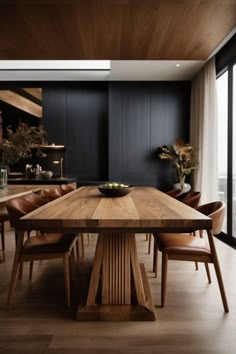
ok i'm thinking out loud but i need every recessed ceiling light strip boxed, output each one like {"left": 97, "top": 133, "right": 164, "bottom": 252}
{"left": 0, "top": 60, "right": 111, "bottom": 71}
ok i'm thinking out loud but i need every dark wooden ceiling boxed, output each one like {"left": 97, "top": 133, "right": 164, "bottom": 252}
{"left": 0, "top": 0, "right": 235, "bottom": 60}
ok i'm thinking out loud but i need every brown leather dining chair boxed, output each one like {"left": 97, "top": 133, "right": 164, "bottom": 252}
{"left": 60, "top": 184, "right": 76, "bottom": 195}
{"left": 166, "top": 189, "right": 183, "bottom": 198}
{"left": 181, "top": 191, "right": 201, "bottom": 208}
{"left": 153, "top": 201, "right": 229, "bottom": 312}
{"left": 6, "top": 195, "right": 80, "bottom": 309}
{"left": 40, "top": 186, "right": 63, "bottom": 202}
{"left": 146, "top": 188, "right": 185, "bottom": 254}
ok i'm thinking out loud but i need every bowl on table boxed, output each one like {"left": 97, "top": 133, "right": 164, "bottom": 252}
{"left": 98, "top": 182, "right": 133, "bottom": 197}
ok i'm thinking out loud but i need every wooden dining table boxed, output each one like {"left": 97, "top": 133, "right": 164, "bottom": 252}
{"left": 11, "top": 186, "right": 214, "bottom": 321}
{"left": 0, "top": 185, "right": 41, "bottom": 203}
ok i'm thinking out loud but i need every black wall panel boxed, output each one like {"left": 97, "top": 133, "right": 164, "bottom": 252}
{"left": 43, "top": 83, "right": 108, "bottom": 180}
{"left": 66, "top": 84, "right": 108, "bottom": 180}
{"left": 150, "top": 82, "right": 190, "bottom": 189}
{"left": 43, "top": 81, "right": 190, "bottom": 189}
{"left": 109, "top": 82, "right": 190, "bottom": 189}
{"left": 43, "top": 87, "right": 66, "bottom": 145}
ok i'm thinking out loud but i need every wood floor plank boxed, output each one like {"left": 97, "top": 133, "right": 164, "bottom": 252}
{"left": 0, "top": 230, "right": 235, "bottom": 353}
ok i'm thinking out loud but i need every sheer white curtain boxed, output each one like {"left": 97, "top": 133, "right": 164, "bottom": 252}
{"left": 190, "top": 57, "right": 218, "bottom": 203}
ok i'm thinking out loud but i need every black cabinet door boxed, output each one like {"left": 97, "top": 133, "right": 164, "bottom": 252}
{"left": 109, "top": 82, "right": 190, "bottom": 188}
{"left": 43, "top": 87, "right": 66, "bottom": 145}
{"left": 109, "top": 83, "right": 151, "bottom": 185}
{"left": 66, "top": 84, "right": 108, "bottom": 180}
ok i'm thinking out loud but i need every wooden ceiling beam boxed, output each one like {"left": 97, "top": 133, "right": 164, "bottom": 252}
{"left": 0, "top": 90, "right": 42, "bottom": 118}
{"left": 22, "top": 88, "right": 42, "bottom": 101}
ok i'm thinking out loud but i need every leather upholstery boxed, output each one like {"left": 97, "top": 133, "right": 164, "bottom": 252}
{"left": 181, "top": 192, "right": 201, "bottom": 208}
{"left": 6, "top": 198, "right": 39, "bottom": 228}
{"left": 21, "top": 193, "right": 47, "bottom": 207}
{"left": 158, "top": 233, "right": 211, "bottom": 255}
{"left": 166, "top": 189, "right": 182, "bottom": 198}
{"left": 60, "top": 184, "right": 75, "bottom": 195}
{"left": 40, "top": 187, "right": 63, "bottom": 202}
{"left": 23, "top": 232, "right": 77, "bottom": 254}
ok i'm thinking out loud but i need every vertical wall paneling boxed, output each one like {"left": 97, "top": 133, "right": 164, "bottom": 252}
{"left": 150, "top": 82, "right": 190, "bottom": 189}
{"left": 109, "top": 83, "right": 151, "bottom": 185}
{"left": 43, "top": 87, "right": 67, "bottom": 145}
{"left": 66, "top": 84, "right": 108, "bottom": 180}
{"left": 43, "top": 81, "right": 190, "bottom": 188}
{"left": 109, "top": 82, "right": 190, "bottom": 188}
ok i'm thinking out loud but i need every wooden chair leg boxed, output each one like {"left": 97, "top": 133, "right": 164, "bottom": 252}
{"left": 75, "top": 239, "right": 80, "bottom": 270}
{"left": 145, "top": 233, "right": 148, "bottom": 241}
{"left": 207, "top": 230, "right": 229, "bottom": 313}
{"left": 29, "top": 261, "right": 34, "bottom": 280}
{"left": 15, "top": 231, "right": 18, "bottom": 248}
{"left": 69, "top": 249, "right": 76, "bottom": 282}
{"left": 153, "top": 237, "right": 158, "bottom": 277}
{"left": 18, "top": 262, "right": 23, "bottom": 280}
{"left": 80, "top": 233, "right": 85, "bottom": 258}
{"left": 161, "top": 252, "right": 168, "bottom": 307}
{"left": 148, "top": 234, "right": 152, "bottom": 254}
{"left": 63, "top": 254, "right": 70, "bottom": 308}
{"left": 195, "top": 262, "right": 198, "bottom": 270}
{"left": 8, "top": 231, "right": 25, "bottom": 310}
{"left": 204, "top": 262, "right": 211, "bottom": 283}
{"left": 1, "top": 222, "right": 5, "bottom": 251}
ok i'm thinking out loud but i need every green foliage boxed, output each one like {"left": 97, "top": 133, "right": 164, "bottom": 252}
{"left": 0, "top": 122, "right": 46, "bottom": 166}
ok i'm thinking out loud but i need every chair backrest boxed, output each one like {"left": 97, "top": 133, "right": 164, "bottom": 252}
{"left": 197, "top": 201, "right": 226, "bottom": 235}
{"left": 166, "top": 189, "right": 183, "bottom": 198}
{"left": 60, "top": 184, "right": 75, "bottom": 195}
{"left": 40, "top": 187, "right": 62, "bottom": 202}
{"left": 6, "top": 197, "right": 39, "bottom": 228}
{"left": 21, "top": 192, "right": 47, "bottom": 207}
{"left": 181, "top": 191, "right": 201, "bottom": 209}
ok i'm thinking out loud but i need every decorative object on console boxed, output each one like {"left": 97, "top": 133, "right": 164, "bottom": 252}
{"left": 157, "top": 139, "right": 198, "bottom": 192}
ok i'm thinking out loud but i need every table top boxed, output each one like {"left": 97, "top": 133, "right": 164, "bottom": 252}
{"left": 18, "top": 186, "right": 212, "bottom": 233}
{"left": 0, "top": 185, "right": 41, "bottom": 203}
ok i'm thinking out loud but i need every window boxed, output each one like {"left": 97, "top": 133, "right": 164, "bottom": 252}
{"left": 233, "top": 64, "right": 236, "bottom": 237}
{"left": 216, "top": 62, "right": 236, "bottom": 245}
{"left": 216, "top": 72, "right": 228, "bottom": 233}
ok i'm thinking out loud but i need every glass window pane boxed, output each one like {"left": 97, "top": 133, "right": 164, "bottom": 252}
{"left": 216, "top": 71, "right": 228, "bottom": 233}
{"left": 233, "top": 64, "right": 236, "bottom": 237}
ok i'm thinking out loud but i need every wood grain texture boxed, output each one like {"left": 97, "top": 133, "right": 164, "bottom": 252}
{"left": 0, "top": 229, "right": 235, "bottom": 352}
{"left": 18, "top": 186, "right": 211, "bottom": 232}
{"left": 77, "top": 232, "right": 155, "bottom": 321}
{"left": 16, "top": 186, "right": 211, "bottom": 321}
{"left": 0, "top": 186, "right": 41, "bottom": 203}
{"left": 0, "top": 91, "right": 42, "bottom": 118}
{"left": 0, "top": 0, "right": 235, "bottom": 60}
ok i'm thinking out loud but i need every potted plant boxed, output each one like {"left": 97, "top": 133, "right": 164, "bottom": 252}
{"left": 0, "top": 122, "right": 46, "bottom": 188}
{"left": 157, "top": 139, "right": 198, "bottom": 192}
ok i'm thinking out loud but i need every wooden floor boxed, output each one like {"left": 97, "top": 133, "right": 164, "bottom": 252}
{"left": 0, "top": 228, "right": 236, "bottom": 354}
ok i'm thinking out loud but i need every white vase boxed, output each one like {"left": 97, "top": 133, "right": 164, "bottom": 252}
{"left": 173, "top": 182, "right": 191, "bottom": 193}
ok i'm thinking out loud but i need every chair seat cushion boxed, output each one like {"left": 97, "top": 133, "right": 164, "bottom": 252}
{"left": 23, "top": 233, "right": 78, "bottom": 254}
{"left": 158, "top": 233, "right": 211, "bottom": 255}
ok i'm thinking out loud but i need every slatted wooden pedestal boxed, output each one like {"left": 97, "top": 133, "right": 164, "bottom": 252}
{"left": 77, "top": 233, "right": 156, "bottom": 321}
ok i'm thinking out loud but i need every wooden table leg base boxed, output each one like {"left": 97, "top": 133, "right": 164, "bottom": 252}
{"left": 76, "top": 262, "right": 156, "bottom": 321}
{"left": 76, "top": 304, "right": 156, "bottom": 321}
